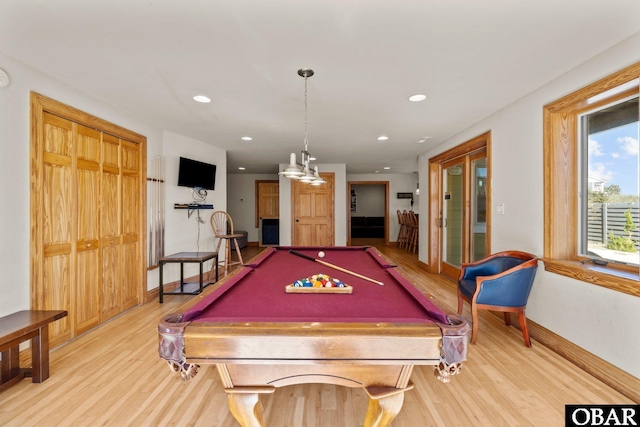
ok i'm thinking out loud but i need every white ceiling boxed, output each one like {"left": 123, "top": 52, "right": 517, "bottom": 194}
{"left": 2, "top": 0, "right": 639, "bottom": 174}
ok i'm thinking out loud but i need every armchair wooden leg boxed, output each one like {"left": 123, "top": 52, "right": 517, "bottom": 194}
{"left": 457, "top": 292, "right": 464, "bottom": 315}
{"left": 503, "top": 312, "right": 511, "bottom": 326}
{"left": 470, "top": 304, "right": 479, "bottom": 345}
{"left": 518, "top": 311, "right": 531, "bottom": 347}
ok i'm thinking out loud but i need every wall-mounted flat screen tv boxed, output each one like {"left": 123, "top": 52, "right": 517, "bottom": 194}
{"left": 177, "top": 157, "right": 217, "bottom": 190}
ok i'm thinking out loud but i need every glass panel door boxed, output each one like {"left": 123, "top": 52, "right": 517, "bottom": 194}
{"left": 427, "top": 132, "right": 490, "bottom": 276}
{"left": 439, "top": 148, "right": 488, "bottom": 280}
{"left": 471, "top": 155, "right": 488, "bottom": 262}
{"left": 442, "top": 160, "right": 465, "bottom": 270}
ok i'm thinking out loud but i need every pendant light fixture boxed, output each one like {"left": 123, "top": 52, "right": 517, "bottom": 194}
{"left": 279, "top": 68, "right": 324, "bottom": 184}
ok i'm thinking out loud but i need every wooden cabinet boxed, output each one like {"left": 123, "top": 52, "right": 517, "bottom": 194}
{"left": 31, "top": 94, "right": 145, "bottom": 347}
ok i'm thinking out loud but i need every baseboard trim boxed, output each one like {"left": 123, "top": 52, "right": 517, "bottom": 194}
{"left": 507, "top": 313, "right": 640, "bottom": 402}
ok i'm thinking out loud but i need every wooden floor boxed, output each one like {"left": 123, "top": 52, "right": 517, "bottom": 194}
{"left": 0, "top": 244, "right": 633, "bottom": 426}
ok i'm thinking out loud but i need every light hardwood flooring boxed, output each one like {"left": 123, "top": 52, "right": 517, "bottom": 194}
{"left": 0, "top": 245, "right": 634, "bottom": 426}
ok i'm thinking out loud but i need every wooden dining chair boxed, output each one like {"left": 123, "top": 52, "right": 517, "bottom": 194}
{"left": 407, "top": 210, "right": 419, "bottom": 254}
{"left": 210, "top": 211, "right": 244, "bottom": 276}
{"left": 396, "top": 210, "right": 406, "bottom": 249}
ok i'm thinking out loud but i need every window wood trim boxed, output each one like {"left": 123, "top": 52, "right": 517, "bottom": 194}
{"left": 543, "top": 62, "right": 640, "bottom": 298}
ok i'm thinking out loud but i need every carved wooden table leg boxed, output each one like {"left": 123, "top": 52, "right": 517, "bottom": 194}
{"left": 225, "top": 386, "right": 275, "bottom": 427}
{"left": 363, "top": 383, "right": 414, "bottom": 427}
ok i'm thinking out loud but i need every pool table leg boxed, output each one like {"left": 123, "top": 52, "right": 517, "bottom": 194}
{"left": 363, "top": 383, "right": 414, "bottom": 427}
{"left": 226, "top": 386, "right": 275, "bottom": 427}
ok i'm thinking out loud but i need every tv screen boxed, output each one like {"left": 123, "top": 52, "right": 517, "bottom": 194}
{"left": 177, "top": 157, "right": 217, "bottom": 190}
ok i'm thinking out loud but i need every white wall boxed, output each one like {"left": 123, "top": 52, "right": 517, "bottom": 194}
{"left": 0, "top": 51, "right": 226, "bottom": 318}
{"left": 156, "top": 131, "right": 228, "bottom": 287}
{"left": 227, "top": 173, "right": 277, "bottom": 242}
{"left": 351, "top": 185, "right": 385, "bottom": 217}
{"left": 228, "top": 172, "right": 418, "bottom": 245}
{"left": 418, "top": 33, "right": 640, "bottom": 378}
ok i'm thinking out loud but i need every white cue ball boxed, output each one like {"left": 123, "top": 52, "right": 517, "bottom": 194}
{"left": 318, "top": 251, "right": 325, "bottom": 258}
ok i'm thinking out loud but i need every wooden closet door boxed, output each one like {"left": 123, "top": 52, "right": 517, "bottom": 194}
{"left": 258, "top": 181, "right": 279, "bottom": 219}
{"left": 37, "top": 113, "right": 74, "bottom": 345}
{"left": 74, "top": 124, "right": 101, "bottom": 334}
{"left": 32, "top": 93, "right": 147, "bottom": 348}
{"left": 292, "top": 173, "right": 335, "bottom": 246}
{"left": 100, "top": 134, "right": 122, "bottom": 321}
{"left": 121, "top": 140, "right": 140, "bottom": 311}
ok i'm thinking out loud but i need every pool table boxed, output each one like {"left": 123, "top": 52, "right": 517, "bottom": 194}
{"left": 158, "top": 246, "right": 470, "bottom": 427}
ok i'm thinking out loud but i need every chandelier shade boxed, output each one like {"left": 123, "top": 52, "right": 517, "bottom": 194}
{"left": 279, "top": 153, "right": 304, "bottom": 178}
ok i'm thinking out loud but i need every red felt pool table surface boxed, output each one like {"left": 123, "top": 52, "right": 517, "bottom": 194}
{"left": 158, "top": 246, "right": 470, "bottom": 427}
{"left": 182, "top": 246, "right": 450, "bottom": 324}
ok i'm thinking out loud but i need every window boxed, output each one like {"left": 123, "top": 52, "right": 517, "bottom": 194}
{"left": 580, "top": 96, "right": 639, "bottom": 266}
{"left": 544, "top": 62, "right": 640, "bottom": 297}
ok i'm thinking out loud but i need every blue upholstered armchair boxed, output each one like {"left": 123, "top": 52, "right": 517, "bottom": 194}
{"left": 457, "top": 251, "right": 538, "bottom": 347}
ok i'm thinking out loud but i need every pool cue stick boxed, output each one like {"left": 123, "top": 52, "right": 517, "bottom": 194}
{"left": 289, "top": 250, "right": 384, "bottom": 286}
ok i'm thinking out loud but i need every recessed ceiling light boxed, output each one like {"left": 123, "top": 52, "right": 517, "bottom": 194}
{"left": 383, "top": 167, "right": 391, "bottom": 170}
{"left": 377, "top": 136, "right": 389, "bottom": 141}
{"left": 241, "top": 136, "right": 252, "bottom": 141}
{"left": 409, "top": 94, "right": 427, "bottom": 102}
{"left": 238, "top": 167, "right": 246, "bottom": 170}
{"left": 374, "top": 170, "right": 380, "bottom": 173}
{"left": 193, "top": 95, "right": 211, "bottom": 103}
{"left": 309, "top": 156, "right": 316, "bottom": 161}
{"left": 418, "top": 136, "right": 433, "bottom": 143}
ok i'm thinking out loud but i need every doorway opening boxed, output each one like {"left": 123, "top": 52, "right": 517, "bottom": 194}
{"left": 347, "top": 182, "right": 389, "bottom": 247}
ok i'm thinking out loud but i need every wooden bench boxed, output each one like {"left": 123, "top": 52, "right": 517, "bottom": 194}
{"left": 0, "top": 310, "right": 68, "bottom": 391}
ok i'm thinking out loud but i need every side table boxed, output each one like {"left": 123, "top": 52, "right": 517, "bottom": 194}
{"left": 159, "top": 252, "right": 218, "bottom": 303}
